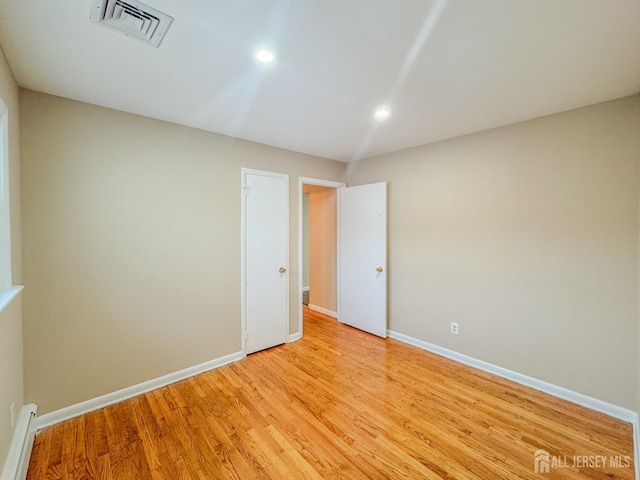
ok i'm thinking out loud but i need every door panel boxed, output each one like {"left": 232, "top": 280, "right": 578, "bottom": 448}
{"left": 245, "top": 171, "right": 288, "bottom": 354}
{"left": 339, "top": 182, "right": 387, "bottom": 337}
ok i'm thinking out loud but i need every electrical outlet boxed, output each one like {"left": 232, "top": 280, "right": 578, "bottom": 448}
{"left": 10, "top": 402, "right": 15, "bottom": 427}
{"left": 451, "top": 322, "right": 459, "bottom": 335}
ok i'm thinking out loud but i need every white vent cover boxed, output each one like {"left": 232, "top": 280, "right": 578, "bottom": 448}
{"left": 90, "top": 0, "right": 173, "bottom": 47}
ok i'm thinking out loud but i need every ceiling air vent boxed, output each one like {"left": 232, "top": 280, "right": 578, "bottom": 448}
{"left": 90, "top": 0, "right": 173, "bottom": 47}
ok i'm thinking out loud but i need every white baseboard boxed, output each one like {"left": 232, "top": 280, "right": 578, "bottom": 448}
{"left": 389, "top": 329, "right": 639, "bottom": 479}
{"left": 288, "top": 332, "right": 302, "bottom": 342}
{"left": 36, "top": 351, "right": 244, "bottom": 430}
{"left": 18, "top": 329, "right": 640, "bottom": 479}
{"left": 308, "top": 304, "right": 337, "bottom": 318}
{"left": 0, "top": 404, "right": 37, "bottom": 480}
{"left": 387, "top": 330, "right": 636, "bottom": 423}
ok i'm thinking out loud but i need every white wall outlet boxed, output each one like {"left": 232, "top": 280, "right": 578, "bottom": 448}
{"left": 10, "top": 402, "right": 15, "bottom": 427}
{"left": 451, "top": 322, "right": 459, "bottom": 335}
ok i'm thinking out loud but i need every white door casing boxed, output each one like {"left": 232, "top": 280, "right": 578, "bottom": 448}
{"left": 338, "top": 182, "right": 387, "bottom": 338}
{"left": 242, "top": 168, "right": 289, "bottom": 354}
{"left": 297, "top": 177, "right": 346, "bottom": 338}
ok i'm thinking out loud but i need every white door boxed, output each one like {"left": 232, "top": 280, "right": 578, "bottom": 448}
{"left": 339, "top": 182, "right": 387, "bottom": 337}
{"left": 243, "top": 169, "right": 288, "bottom": 354}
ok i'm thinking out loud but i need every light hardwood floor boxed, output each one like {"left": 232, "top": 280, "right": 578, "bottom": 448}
{"left": 27, "top": 307, "right": 634, "bottom": 479}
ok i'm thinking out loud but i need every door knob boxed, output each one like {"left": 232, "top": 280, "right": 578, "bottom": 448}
{"left": 376, "top": 267, "right": 384, "bottom": 273}
{"left": 279, "top": 267, "right": 286, "bottom": 274}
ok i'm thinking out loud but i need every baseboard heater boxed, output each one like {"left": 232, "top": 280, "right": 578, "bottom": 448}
{"left": 0, "top": 404, "right": 38, "bottom": 480}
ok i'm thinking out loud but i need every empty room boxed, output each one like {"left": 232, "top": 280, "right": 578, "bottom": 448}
{"left": 0, "top": 0, "right": 639, "bottom": 478}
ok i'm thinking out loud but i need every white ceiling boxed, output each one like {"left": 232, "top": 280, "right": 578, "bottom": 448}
{"left": 0, "top": 0, "right": 639, "bottom": 162}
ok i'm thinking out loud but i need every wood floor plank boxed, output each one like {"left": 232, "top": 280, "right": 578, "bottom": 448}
{"left": 26, "top": 307, "right": 635, "bottom": 479}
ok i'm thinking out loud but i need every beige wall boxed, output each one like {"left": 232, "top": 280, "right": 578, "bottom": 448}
{"left": 20, "top": 90, "right": 346, "bottom": 414}
{"left": 304, "top": 185, "right": 337, "bottom": 313}
{"left": 0, "top": 46, "right": 23, "bottom": 473}
{"left": 13, "top": 86, "right": 640, "bottom": 418}
{"left": 0, "top": 299, "right": 23, "bottom": 471}
{"left": 348, "top": 95, "right": 640, "bottom": 409}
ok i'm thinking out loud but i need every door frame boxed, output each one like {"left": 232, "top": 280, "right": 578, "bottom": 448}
{"left": 297, "top": 177, "right": 346, "bottom": 340}
{"left": 241, "top": 168, "right": 289, "bottom": 356}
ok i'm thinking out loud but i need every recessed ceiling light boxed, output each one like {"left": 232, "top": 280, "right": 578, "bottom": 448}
{"left": 374, "top": 108, "right": 390, "bottom": 120}
{"left": 255, "top": 49, "right": 275, "bottom": 63}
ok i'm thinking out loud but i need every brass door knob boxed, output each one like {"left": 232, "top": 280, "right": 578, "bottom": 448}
{"left": 376, "top": 267, "right": 384, "bottom": 273}
{"left": 279, "top": 267, "right": 286, "bottom": 274}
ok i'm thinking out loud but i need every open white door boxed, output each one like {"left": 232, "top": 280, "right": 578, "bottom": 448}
{"left": 339, "top": 182, "right": 387, "bottom": 337}
{"left": 243, "top": 169, "right": 288, "bottom": 354}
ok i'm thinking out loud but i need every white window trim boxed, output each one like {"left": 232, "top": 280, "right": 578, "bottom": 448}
{"left": 0, "top": 101, "right": 9, "bottom": 284}
{"left": 0, "top": 285, "right": 23, "bottom": 313}
{"left": 0, "top": 96, "right": 22, "bottom": 314}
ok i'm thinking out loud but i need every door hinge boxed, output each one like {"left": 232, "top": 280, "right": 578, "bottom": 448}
{"left": 243, "top": 186, "right": 249, "bottom": 196}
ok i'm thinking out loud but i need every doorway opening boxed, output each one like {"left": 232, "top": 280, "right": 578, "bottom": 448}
{"left": 298, "top": 177, "right": 345, "bottom": 338}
